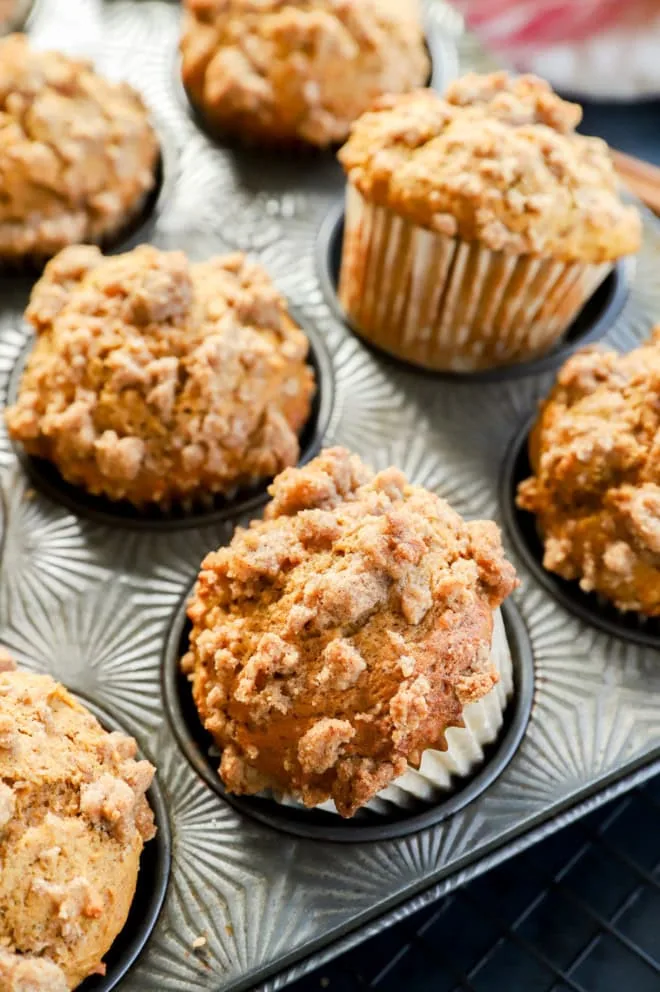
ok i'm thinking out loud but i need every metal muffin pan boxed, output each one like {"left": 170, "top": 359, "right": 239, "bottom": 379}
{"left": 316, "top": 202, "right": 632, "bottom": 382}
{"left": 0, "top": 2, "right": 659, "bottom": 991}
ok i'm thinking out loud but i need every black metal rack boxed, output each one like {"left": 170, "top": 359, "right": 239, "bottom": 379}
{"left": 291, "top": 775, "right": 660, "bottom": 992}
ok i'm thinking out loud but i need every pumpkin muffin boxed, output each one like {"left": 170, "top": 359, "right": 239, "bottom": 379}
{"left": 6, "top": 244, "right": 315, "bottom": 508}
{"left": 518, "top": 329, "right": 660, "bottom": 616}
{"left": 180, "top": 0, "right": 430, "bottom": 148}
{"left": 0, "top": 656, "right": 156, "bottom": 990}
{"left": 337, "top": 72, "right": 640, "bottom": 371}
{"left": 0, "top": 34, "right": 159, "bottom": 265}
{"left": 182, "top": 447, "right": 518, "bottom": 817}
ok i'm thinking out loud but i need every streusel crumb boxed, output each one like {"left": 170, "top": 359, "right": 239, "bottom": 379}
{"left": 0, "top": 34, "right": 159, "bottom": 263}
{"left": 0, "top": 665, "right": 155, "bottom": 990}
{"left": 182, "top": 447, "right": 517, "bottom": 817}
{"left": 518, "top": 327, "right": 660, "bottom": 615}
{"left": 338, "top": 74, "right": 640, "bottom": 262}
{"left": 6, "top": 244, "right": 315, "bottom": 507}
{"left": 180, "top": 0, "right": 429, "bottom": 147}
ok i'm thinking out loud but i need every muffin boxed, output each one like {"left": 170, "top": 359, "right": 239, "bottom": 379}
{"left": 6, "top": 244, "right": 315, "bottom": 509}
{"left": 337, "top": 71, "right": 641, "bottom": 372}
{"left": 0, "top": 34, "right": 159, "bottom": 265}
{"left": 0, "top": 656, "right": 156, "bottom": 990}
{"left": 517, "top": 330, "right": 660, "bottom": 616}
{"left": 182, "top": 447, "right": 518, "bottom": 818}
{"left": 180, "top": 0, "right": 430, "bottom": 148}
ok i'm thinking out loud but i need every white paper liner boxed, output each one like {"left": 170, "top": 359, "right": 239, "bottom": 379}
{"left": 273, "top": 608, "right": 514, "bottom": 817}
{"left": 338, "top": 183, "right": 613, "bottom": 372}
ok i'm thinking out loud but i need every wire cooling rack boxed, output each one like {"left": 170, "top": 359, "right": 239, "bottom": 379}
{"left": 289, "top": 774, "right": 660, "bottom": 992}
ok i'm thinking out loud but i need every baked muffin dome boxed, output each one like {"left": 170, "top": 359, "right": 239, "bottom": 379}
{"left": 0, "top": 34, "right": 159, "bottom": 264}
{"left": 518, "top": 329, "right": 660, "bottom": 616}
{"left": 338, "top": 73, "right": 640, "bottom": 263}
{"left": 6, "top": 244, "right": 315, "bottom": 507}
{"left": 0, "top": 660, "right": 155, "bottom": 990}
{"left": 182, "top": 447, "right": 518, "bottom": 817}
{"left": 180, "top": 0, "right": 430, "bottom": 148}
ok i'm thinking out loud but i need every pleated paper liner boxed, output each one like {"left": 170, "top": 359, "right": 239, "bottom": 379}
{"left": 317, "top": 199, "right": 630, "bottom": 382}
{"left": 74, "top": 695, "right": 171, "bottom": 992}
{"left": 501, "top": 418, "right": 660, "bottom": 649}
{"left": 7, "top": 314, "right": 334, "bottom": 531}
{"left": 163, "top": 589, "right": 534, "bottom": 843}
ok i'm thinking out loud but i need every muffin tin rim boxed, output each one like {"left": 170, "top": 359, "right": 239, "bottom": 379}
{"left": 315, "top": 200, "right": 633, "bottom": 383}
{"left": 162, "top": 589, "right": 535, "bottom": 844}
{"left": 500, "top": 415, "right": 660, "bottom": 649}
{"left": 6, "top": 310, "right": 335, "bottom": 532}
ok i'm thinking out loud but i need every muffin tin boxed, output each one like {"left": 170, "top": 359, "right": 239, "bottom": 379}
{"left": 1, "top": 2, "right": 659, "bottom": 991}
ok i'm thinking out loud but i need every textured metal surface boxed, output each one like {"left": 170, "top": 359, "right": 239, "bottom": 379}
{"left": 0, "top": 3, "right": 659, "bottom": 991}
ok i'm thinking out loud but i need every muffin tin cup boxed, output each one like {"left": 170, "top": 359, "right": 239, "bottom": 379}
{"left": 72, "top": 695, "right": 171, "bottom": 992}
{"left": 500, "top": 418, "right": 660, "bottom": 648}
{"left": 162, "top": 586, "right": 534, "bottom": 843}
{"left": 6, "top": 314, "right": 334, "bottom": 531}
{"left": 317, "top": 200, "right": 631, "bottom": 382}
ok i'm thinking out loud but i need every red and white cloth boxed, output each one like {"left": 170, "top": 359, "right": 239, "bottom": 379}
{"left": 453, "top": 0, "right": 660, "bottom": 99}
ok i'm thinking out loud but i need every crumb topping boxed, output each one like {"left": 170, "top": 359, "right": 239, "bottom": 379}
{"left": 180, "top": 0, "right": 429, "bottom": 147}
{"left": 0, "top": 666, "right": 155, "bottom": 988}
{"left": 518, "top": 327, "right": 660, "bottom": 615}
{"left": 6, "top": 244, "right": 315, "bottom": 507}
{"left": 0, "top": 34, "right": 159, "bottom": 262}
{"left": 183, "top": 447, "right": 517, "bottom": 816}
{"left": 338, "top": 73, "right": 640, "bottom": 262}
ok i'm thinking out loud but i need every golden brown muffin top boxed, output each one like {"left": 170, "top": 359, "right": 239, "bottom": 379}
{"left": 180, "top": 0, "right": 429, "bottom": 147}
{"left": 0, "top": 34, "right": 158, "bottom": 262}
{"left": 518, "top": 328, "right": 660, "bottom": 616}
{"left": 182, "top": 448, "right": 517, "bottom": 817}
{"left": 0, "top": 659, "right": 155, "bottom": 990}
{"left": 6, "top": 244, "right": 315, "bottom": 507}
{"left": 338, "top": 72, "right": 641, "bottom": 263}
